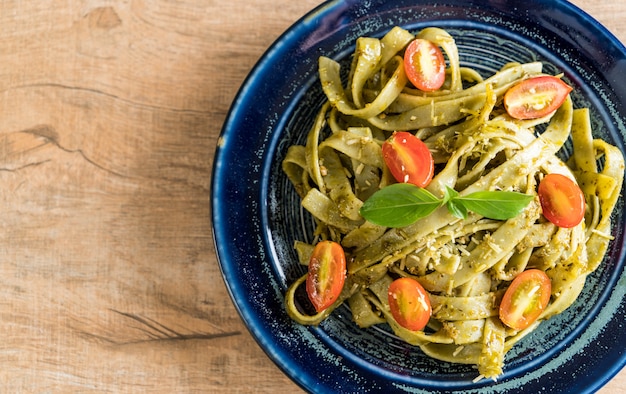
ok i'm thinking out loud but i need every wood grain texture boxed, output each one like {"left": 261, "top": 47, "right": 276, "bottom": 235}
{"left": 0, "top": 0, "right": 624, "bottom": 393}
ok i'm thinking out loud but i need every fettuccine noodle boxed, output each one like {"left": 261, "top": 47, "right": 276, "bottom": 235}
{"left": 282, "top": 26, "right": 624, "bottom": 379}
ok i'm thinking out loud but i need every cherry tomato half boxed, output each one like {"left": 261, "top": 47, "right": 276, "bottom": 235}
{"left": 537, "top": 173, "right": 585, "bottom": 228}
{"left": 499, "top": 269, "right": 551, "bottom": 330}
{"left": 306, "top": 241, "right": 346, "bottom": 312}
{"left": 503, "top": 75, "right": 573, "bottom": 120}
{"left": 382, "top": 131, "right": 434, "bottom": 188}
{"left": 388, "top": 277, "right": 432, "bottom": 331}
{"left": 403, "top": 39, "right": 446, "bottom": 92}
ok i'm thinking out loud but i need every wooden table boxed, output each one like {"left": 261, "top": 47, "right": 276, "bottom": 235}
{"left": 0, "top": 0, "right": 624, "bottom": 392}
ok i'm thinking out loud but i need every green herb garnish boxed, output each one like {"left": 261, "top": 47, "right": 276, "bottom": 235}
{"left": 360, "top": 184, "right": 533, "bottom": 228}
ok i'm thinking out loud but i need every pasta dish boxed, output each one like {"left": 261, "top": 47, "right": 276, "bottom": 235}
{"left": 281, "top": 26, "right": 624, "bottom": 380}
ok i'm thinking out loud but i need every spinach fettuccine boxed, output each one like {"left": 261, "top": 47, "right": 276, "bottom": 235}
{"left": 281, "top": 26, "right": 624, "bottom": 380}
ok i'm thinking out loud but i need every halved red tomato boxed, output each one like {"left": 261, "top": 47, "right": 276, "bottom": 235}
{"left": 499, "top": 269, "right": 551, "bottom": 330}
{"left": 382, "top": 131, "right": 434, "bottom": 188}
{"left": 537, "top": 173, "right": 585, "bottom": 228}
{"left": 503, "top": 75, "right": 573, "bottom": 120}
{"left": 306, "top": 241, "right": 346, "bottom": 312}
{"left": 403, "top": 38, "right": 446, "bottom": 92}
{"left": 388, "top": 277, "right": 432, "bottom": 331}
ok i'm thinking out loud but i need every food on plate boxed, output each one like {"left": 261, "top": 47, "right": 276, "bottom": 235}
{"left": 305, "top": 240, "right": 347, "bottom": 312}
{"left": 282, "top": 26, "right": 624, "bottom": 380}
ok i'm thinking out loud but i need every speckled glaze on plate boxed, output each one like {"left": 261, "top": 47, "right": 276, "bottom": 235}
{"left": 211, "top": 1, "right": 626, "bottom": 392}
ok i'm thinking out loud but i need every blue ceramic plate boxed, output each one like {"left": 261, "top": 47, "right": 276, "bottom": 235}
{"left": 211, "top": 1, "right": 626, "bottom": 392}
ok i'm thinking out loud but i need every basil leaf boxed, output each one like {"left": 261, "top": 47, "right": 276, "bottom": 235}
{"left": 359, "top": 183, "right": 442, "bottom": 228}
{"left": 443, "top": 186, "right": 467, "bottom": 219}
{"left": 456, "top": 191, "right": 533, "bottom": 220}
{"left": 446, "top": 198, "right": 468, "bottom": 219}
{"left": 443, "top": 185, "right": 459, "bottom": 204}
